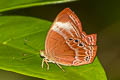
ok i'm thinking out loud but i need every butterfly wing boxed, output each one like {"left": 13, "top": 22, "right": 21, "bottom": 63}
{"left": 54, "top": 8, "right": 82, "bottom": 33}
{"left": 45, "top": 8, "right": 97, "bottom": 66}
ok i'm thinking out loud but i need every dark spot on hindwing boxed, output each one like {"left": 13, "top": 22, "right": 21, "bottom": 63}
{"left": 74, "top": 39, "right": 79, "bottom": 42}
{"left": 85, "top": 56, "right": 90, "bottom": 62}
{"left": 69, "top": 38, "right": 73, "bottom": 40}
{"left": 79, "top": 43, "right": 83, "bottom": 46}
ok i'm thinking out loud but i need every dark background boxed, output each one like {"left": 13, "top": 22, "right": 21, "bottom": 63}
{"left": 1, "top": 0, "right": 120, "bottom": 80}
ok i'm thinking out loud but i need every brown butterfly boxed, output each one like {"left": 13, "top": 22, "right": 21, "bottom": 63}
{"left": 40, "top": 8, "right": 97, "bottom": 71}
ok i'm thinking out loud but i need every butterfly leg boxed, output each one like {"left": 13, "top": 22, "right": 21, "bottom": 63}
{"left": 56, "top": 63, "right": 65, "bottom": 72}
{"left": 44, "top": 59, "right": 49, "bottom": 70}
{"left": 41, "top": 58, "right": 45, "bottom": 68}
{"left": 41, "top": 58, "right": 49, "bottom": 70}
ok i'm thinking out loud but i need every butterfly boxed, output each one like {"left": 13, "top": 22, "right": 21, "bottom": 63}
{"left": 40, "top": 8, "right": 97, "bottom": 71}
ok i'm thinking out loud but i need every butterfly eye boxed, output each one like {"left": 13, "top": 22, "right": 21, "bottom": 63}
{"left": 74, "top": 40, "right": 79, "bottom": 42}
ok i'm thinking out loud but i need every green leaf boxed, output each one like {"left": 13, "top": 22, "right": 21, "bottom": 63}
{"left": 0, "top": 0, "right": 76, "bottom": 12}
{"left": 0, "top": 16, "right": 107, "bottom": 80}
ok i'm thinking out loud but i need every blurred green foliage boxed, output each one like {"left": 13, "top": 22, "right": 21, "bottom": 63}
{"left": 0, "top": 0, "right": 76, "bottom": 12}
